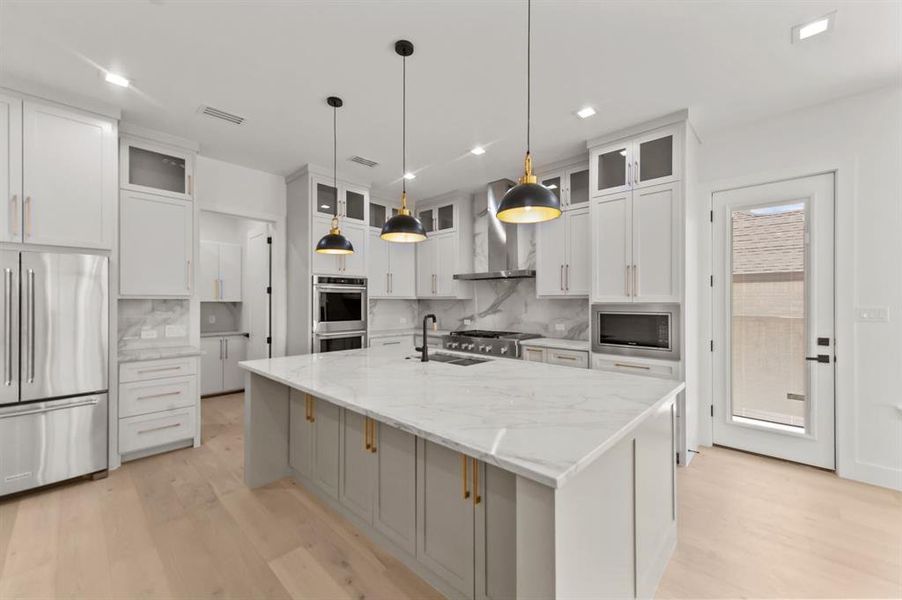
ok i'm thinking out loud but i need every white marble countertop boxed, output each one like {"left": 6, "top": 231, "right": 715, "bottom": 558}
{"left": 118, "top": 345, "right": 203, "bottom": 363}
{"left": 200, "top": 331, "right": 249, "bottom": 338}
{"left": 240, "top": 345, "right": 683, "bottom": 488}
{"left": 369, "top": 328, "right": 450, "bottom": 339}
{"left": 519, "top": 338, "right": 591, "bottom": 352}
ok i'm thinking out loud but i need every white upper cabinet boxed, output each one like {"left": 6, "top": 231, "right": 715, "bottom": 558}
{"left": 538, "top": 163, "right": 589, "bottom": 211}
{"left": 200, "top": 241, "right": 243, "bottom": 302}
{"left": 312, "top": 216, "right": 367, "bottom": 277}
{"left": 121, "top": 137, "right": 194, "bottom": 201}
{"left": 0, "top": 92, "right": 22, "bottom": 244}
{"left": 591, "top": 182, "right": 680, "bottom": 303}
{"left": 417, "top": 202, "right": 456, "bottom": 234}
{"left": 309, "top": 174, "right": 369, "bottom": 276}
{"left": 536, "top": 205, "right": 589, "bottom": 297}
{"left": 368, "top": 229, "right": 416, "bottom": 299}
{"left": 312, "top": 176, "right": 368, "bottom": 225}
{"left": 368, "top": 230, "right": 391, "bottom": 297}
{"left": 417, "top": 234, "right": 465, "bottom": 298}
{"left": 590, "top": 124, "right": 681, "bottom": 198}
{"left": 22, "top": 100, "right": 116, "bottom": 249}
{"left": 415, "top": 194, "right": 472, "bottom": 300}
{"left": 120, "top": 190, "right": 193, "bottom": 297}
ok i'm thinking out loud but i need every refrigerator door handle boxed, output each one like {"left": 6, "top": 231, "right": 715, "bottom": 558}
{"left": 4, "top": 268, "right": 11, "bottom": 386}
{"left": 26, "top": 268, "right": 35, "bottom": 384}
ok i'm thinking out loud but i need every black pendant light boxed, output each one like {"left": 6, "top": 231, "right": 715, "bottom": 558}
{"left": 315, "top": 96, "right": 355, "bottom": 255}
{"left": 496, "top": 0, "right": 561, "bottom": 224}
{"left": 381, "top": 40, "right": 428, "bottom": 243}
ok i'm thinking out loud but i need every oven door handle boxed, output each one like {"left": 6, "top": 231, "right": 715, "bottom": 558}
{"left": 315, "top": 285, "right": 367, "bottom": 292}
{"left": 313, "top": 331, "right": 367, "bottom": 339}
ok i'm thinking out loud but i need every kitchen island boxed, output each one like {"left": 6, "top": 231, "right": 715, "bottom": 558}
{"left": 241, "top": 345, "right": 684, "bottom": 599}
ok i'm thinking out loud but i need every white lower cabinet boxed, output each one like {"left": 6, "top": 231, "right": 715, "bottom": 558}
{"left": 200, "top": 334, "right": 247, "bottom": 396}
{"left": 592, "top": 353, "right": 679, "bottom": 379}
{"left": 118, "top": 357, "right": 199, "bottom": 459}
{"left": 289, "top": 390, "right": 341, "bottom": 499}
{"left": 521, "top": 345, "right": 589, "bottom": 369}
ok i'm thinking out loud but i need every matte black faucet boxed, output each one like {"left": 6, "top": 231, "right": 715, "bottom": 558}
{"left": 417, "top": 314, "right": 437, "bottom": 362}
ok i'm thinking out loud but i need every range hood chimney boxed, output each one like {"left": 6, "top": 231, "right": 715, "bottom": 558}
{"left": 454, "top": 179, "right": 536, "bottom": 281}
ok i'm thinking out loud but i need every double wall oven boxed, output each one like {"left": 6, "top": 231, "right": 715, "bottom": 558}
{"left": 312, "top": 276, "right": 367, "bottom": 353}
{"left": 591, "top": 303, "right": 681, "bottom": 360}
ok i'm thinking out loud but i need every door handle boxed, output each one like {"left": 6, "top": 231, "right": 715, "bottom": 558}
{"left": 560, "top": 265, "right": 564, "bottom": 291}
{"left": 471, "top": 457, "right": 481, "bottom": 505}
{"left": 369, "top": 418, "right": 377, "bottom": 453}
{"left": 24, "top": 196, "right": 31, "bottom": 238}
{"left": 224, "top": 338, "right": 229, "bottom": 360}
{"left": 565, "top": 264, "right": 570, "bottom": 291}
{"left": 219, "top": 339, "right": 224, "bottom": 360}
{"left": 364, "top": 417, "right": 372, "bottom": 451}
{"left": 27, "top": 269, "right": 34, "bottom": 383}
{"left": 625, "top": 265, "right": 630, "bottom": 296}
{"left": 805, "top": 355, "right": 830, "bottom": 364}
{"left": 3, "top": 268, "right": 11, "bottom": 386}
{"left": 634, "top": 161, "right": 639, "bottom": 184}
{"left": 10, "top": 195, "right": 17, "bottom": 236}
{"left": 186, "top": 260, "right": 192, "bottom": 292}
{"left": 626, "top": 163, "right": 631, "bottom": 188}
{"left": 632, "top": 264, "right": 638, "bottom": 297}
{"left": 461, "top": 454, "right": 470, "bottom": 499}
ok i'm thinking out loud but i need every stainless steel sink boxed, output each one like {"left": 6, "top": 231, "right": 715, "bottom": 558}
{"left": 407, "top": 353, "right": 492, "bottom": 366}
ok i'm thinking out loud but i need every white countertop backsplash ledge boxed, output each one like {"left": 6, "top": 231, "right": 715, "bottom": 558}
{"left": 241, "top": 345, "right": 684, "bottom": 488}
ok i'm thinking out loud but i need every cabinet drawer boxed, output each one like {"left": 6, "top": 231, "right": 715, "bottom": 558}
{"left": 120, "top": 357, "right": 196, "bottom": 383}
{"left": 369, "top": 335, "right": 411, "bottom": 348}
{"left": 592, "top": 356, "right": 676, "bottom": 379}
{"left": 546, "top": 349, "right": 589, "bottom": 368}
{"left": 522, "top": 346, "right": 546, "bottom": 362}
{"left": 120, "top": 376, "right": 196, "bottom": 418}
{"left": 119, "top": 407, "right": 195, "bottom": 454}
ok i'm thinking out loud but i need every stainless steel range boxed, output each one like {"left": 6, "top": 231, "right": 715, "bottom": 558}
{"left": 441, "top": 330, "right": 541, "bottom": 358}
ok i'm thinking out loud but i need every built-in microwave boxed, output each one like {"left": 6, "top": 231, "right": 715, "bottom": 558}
{"left": 591, "top": 303, "right": 681, "bottom": 360}
{"left": 312, "top": 275, "right": 367, "bottom": 335}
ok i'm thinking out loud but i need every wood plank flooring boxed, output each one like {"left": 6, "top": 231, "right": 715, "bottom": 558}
{"left": 0, "top": 392, "right": 899, "bottom": 599}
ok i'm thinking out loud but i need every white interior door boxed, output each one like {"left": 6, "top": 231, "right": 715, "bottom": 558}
{"left": 712, "top": 173, "right": 835, "bottom": 469}
{"left": 245, "top": 225, "right": 271, "bottom": 360}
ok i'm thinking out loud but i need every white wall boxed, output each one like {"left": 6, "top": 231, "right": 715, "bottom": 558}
{"left": 694, "top": 84, "right": 902, "bottom": 490}
{"left": 195, "top": 156, "right": 287, "bottom": 357}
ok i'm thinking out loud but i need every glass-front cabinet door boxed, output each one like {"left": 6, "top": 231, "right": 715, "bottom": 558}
{"left": 634, "top": 127, "right": 678, "bottom": 188}
{"left": 539, "top": 174, "right": 562, "bottom": 206}
{"left": 315, "top": 180, "right": 339, "bottom": 218}
{"left": 435, "top": 203, "right": 455, "bottom": 232}
{"left": 566, "top": 168, "right": 589, "bottom": 208}
{"left": 121, "top": 138, "right": 194, "bottom": 200}
{"left": 418, "top": 208, "right": 435, "bottom": 233}
{"left": 370, "top": 202, "right": 387, "bottom": 229}
{"left": 343, "top": 186, "right": 368, "bottom": 223}
{"left": 591, "top": 142, "right": 630, "bottom": 197}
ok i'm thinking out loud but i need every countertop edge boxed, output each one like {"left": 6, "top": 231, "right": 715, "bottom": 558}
{"left": 240, "top": 360, "right": 684, "bottom": 489}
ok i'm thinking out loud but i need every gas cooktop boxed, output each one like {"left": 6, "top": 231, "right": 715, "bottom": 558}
{"left": 443, "top": 330, "right": 541, "bottom": 358}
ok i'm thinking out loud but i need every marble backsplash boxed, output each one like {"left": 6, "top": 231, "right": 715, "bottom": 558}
{"left": 201, "top": 301, "right": 242, "bottom": 334}
{"left": 118, "top": 299, "right": 190, "bottom": 351}
{"left": 418, "top": 279, "right": 589, "bottom": 340}
{"left": 369, "top": 299, "right": 418, "bottom": 332}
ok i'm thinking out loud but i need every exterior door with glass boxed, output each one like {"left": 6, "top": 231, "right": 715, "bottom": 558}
{"left": 712, "top": 173, "right": 835, "bottom": 469}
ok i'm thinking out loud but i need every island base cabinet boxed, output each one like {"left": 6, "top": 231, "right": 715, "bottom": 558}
{"left": 289, "top": 391, "right": 340, "bottom": 500}
{"left": 373, "top": 422, "right": 417, "bottom": 555}
{"left": 339, "top": 409, "right": 375, "bottom": 522}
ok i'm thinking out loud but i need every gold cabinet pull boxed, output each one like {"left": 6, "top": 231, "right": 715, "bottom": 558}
{"left": 364, "top": 417, "right": 372, "bottom": 450}
{"left": 472, "top": 458, "right": 481, "bottom": 505}
{"left": 305, "top": 394, "right": 316, "bottom": 422}
{"left": 461, "top": 454, "right": 470, "bottom": 499}
{"left": 369, "top": 419, "right": 377, "bottom": 453}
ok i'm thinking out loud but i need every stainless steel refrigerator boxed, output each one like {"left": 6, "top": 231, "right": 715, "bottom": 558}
{"left": 0, "top": 251, "right": 109, "bottom": 496}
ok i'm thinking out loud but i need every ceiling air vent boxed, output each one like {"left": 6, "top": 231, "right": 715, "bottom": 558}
{"left": 349, "top": 155, "right": 379, "bottom": 168}
{"left": 199, "top": 105, "right": 246, "bottom": 126}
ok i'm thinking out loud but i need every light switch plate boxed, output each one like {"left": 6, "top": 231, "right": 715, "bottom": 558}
{"left": 140, "top": 328, "right": 158, "bottom": 339}
{"left": 856, "top": 307, "right": 889, "bottom": 322}
{"left": 165, "top": 325, "right": 187, "bottom": 338}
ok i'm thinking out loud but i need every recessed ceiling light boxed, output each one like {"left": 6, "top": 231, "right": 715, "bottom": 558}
{"left": 576, "top": 106, "right": 596, "bottom": 119}
{"left": 619, "top": 150, "right": 627, "bottom": 156}
{"left": 470, "top": 146, "right": 486, "bottom": 156}
{"left": 104, "top": 72, "right": 130, "bottom": 88}
{"left": 403, "top": 172, "right": 416, "bottom": 180}
{"left": 792, "top": 12, "right": 835, "bottom": 43}
{"left": 545, "top": 183, "right": 557, "bottom": 190}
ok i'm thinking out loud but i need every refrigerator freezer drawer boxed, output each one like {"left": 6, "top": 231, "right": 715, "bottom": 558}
{"left": 120, "top": 357, "right": 197, "bottom": 383}
{"left": 0, "top": 394, "right": 108, "bottom": 497}
{"left": 119, "top": 375, "right": 196, "bottom": 418}
{"left": 119, "top": 407, "right": 196, "bottom": 455}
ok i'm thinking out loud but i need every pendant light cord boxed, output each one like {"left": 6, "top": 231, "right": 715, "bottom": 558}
{"left": 402, "top": 53, "right": 407, "bottom": 198}
{"left": 526, "top": 0, "right": 531, "bottom": 155}
{"left": 332, "top": 103, "right": 338, "bottom": 219}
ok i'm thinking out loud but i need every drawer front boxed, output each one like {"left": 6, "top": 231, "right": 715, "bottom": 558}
{"left": 119, "top": 407, "right": 195, "bottom": 454}
{"left": 120, "top": 376, "right": 196, "bottom": 418}
{"left": 522, "top": 347, "right": 546, "bottom": 362}
{"left": 592, "top": 356, "right": 675, "bottom": 379}
{"left": 120, "top": 357, "right": 197, "bottom": 383}
{"left": 546, "top": 349, "right": 589, "bottom": 368}
{"left": 370, "top": 335, "right": 410, "bottom": 348}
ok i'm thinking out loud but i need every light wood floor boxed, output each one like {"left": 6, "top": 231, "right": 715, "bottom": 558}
{"left": 0, "top": 393, "right": 899, "bottom": 599}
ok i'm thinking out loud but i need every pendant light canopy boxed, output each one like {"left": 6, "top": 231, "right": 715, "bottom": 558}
{"left": 381, "top": 40, "right": 428, "bottom": 243}
{"left": 496, "top": 0, "right": 561, "bottom": 224}
{"left": 315, "top": 96, "right": 355, "bottom": 255}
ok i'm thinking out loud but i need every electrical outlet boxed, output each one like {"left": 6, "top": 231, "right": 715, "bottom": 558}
{"left": 165, "top": 325, "right": 186, "bottom": 338}
{"left": 463, "top": 319, "right": 472, "bottom": 326}
{"left": 554, "top": 323, "right": 566, "bottom": 332}
{"left": 857, "top": 307, "right": 889, "bottom": 322}
{"left": 140, "top": 328, "right": 158, "bottom": 340}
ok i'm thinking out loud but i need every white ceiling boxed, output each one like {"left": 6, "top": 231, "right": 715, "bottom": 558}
{"left": 1, "top": 1, "right": 899, "bottom": 199}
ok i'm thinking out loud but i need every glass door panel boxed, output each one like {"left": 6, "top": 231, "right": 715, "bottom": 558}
{"left": 436, "top": 204, "right": 454, "bottom": 231}
{"left": 596, "top": 148, "right": 628, "bottom": 193}
{"left": 316, "top": 183, "right": 338, "bottom": 217}
{"left": 729, "top": 201, "right": 808, "bottom": 429}
{"left": 567, "top": 169, "right": 589, "bottom": 207}
{"left": 638, "top": 135, "right": 673, "bottom": 183}
{"left": 540, "top": 175, "right": 561, "bottom": 203}
{"left": 128, "top": 146, "right": 186, "bottom": 194}
{"left": 345, "top": 189, "right": 366, "bottom": 222}
{"left": 370, "top": 203, "right": 386, "bottom": 228}
{"left": 418, "top": 208, "right": 434, "bottom": 233}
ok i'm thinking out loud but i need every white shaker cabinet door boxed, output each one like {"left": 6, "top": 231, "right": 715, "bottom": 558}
{"left": 22, "top": 100, "right": 115, "bottom": 249}
{"left": 340, "top": 222, "right": 367, "bottom": 277}
{"left": 389, "top": 241, "right": 417, "bottom": 298}
{"left": 218, "top": 242, "right": 243, "bottom": 302}
{"left": 416, "top": 236, "right": 436, "bottom": 297}
{"left": 120, "top": 191, "right": 193, "bottom": 297}
{"left": 434, "top": 234, "right": 457, "bottom": 297}
{"left": 221, "top": 335, "right": 246, "bottom": 391}
{"left": 368, "top": 230, "right": 391, "bottom": 298}
{"left": 535, "top": 212, "right": 567, "bottom": 296}
{"left": 632, "top": 182, "right": 680, "bottom": 302}
{"left": 565, "top": 207, "right": 591, "bottom": 296}
{"left": 289, "top": 389, "right": 314, "bottom": 479}
{"left": 199, "top": 241, "right": 220, "bottom": 301}
{"left": 373, "top": 423, "right": 417, "bottom": 555}
{"left": 200, "top": 337, "right": 223, "bottom": 396}
{"left": 591, "top": 192, "right": 632, "bottom": 303}
{"left": 312, "top": 398, "right": 341, "bottom": 500}
{"left": 0, "top": 93, "right": 22, "bottom": 243}
{"left": 339, "top": 409, "right": 375, "bottom": 523}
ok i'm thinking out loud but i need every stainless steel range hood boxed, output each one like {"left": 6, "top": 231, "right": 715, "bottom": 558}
{"left": 454, "top": 179, "right": 536, "bottom": 281}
